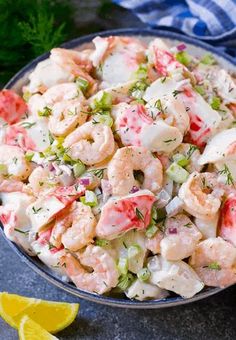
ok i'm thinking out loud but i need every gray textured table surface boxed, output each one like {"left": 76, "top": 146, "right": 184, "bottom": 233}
{"left": 0, "top": 236, "right": 236, "bottom": 339}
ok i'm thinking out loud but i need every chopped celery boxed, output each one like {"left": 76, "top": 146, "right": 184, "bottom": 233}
{"left": 145, "top": 224, "right": 158, "bottom": 238}
{"left": 134, "top": 64, "right": 148, "bottom": 80}
{"left": 73, "top": 161, "right": 86, "bottom": 177}
{"left": 172, "top": 153, "right": 189, "bottom": 167}
{"left": 76, "top": 77, "right": 89, "bottom": 92}
{"left": 175, "top": 51, "right": 191, "bottom": 66}
{"left": 200, "top": 53, "right": 216, "bottom": 65}
{"left": 211, "top": 96, "right": 221, "bottom": 110}
{"left": 63, "top": 153, "right": 74, "bottom": 164}
{"left": 166, "top": 163, "right": 189, "bottom": 184}
{"left": 137, "top": 268, "right": 151, "bottom": 282}
{"left": 118, "top": 257, "right": 128, "bottom": 275}
{"left": 95, "top": 239, "right": 110, "bottom": 247}
{"left": 22, "top": 91, "right": 32, "bottom": 102}
{"left": 25, "top": 152, "right": 34, "bottom": 162}
{"left": 80, "top": 190, "right": 98, "bottom": 207}
{"left": 92, "top": 113, "right": 113, "bottom": 127}
{"left": 195, "top": 85, "right": 205, "bottom": 96}
{"left": 0, "top": 164, "right": 7, "bottom": 175}
{"left": 127, "top": 245, "right": 141, "bottom": 259}
{"left": 129, "top": 81, "right": 148, "bottom": 99}
{"left": 90, "top": 91, "right": 112, "bottom": 111}
{"left": 117, "top": 273, "right": 134, "bottom": 290}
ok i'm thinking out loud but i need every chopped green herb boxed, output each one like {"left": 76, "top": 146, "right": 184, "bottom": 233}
{"left": 164, "top": 138, "right": 176, "bottom": 144}
{"left": 161, "top": 77, "right": 167, "bottom": 83}
{"left": 20, "top": 121, "right": 36, "bottom": 129}
{"left": 172, "top": 90, "right": 183, "bottom": 98}
{"left": 186, "top": 145, "right": 198, "bottom": 159}
{"left": 155, "top": 99, "right": 164, "bottom": 113}
{"left": 88, "top": 168, "right": 105, "bottom": 179}
{"left": 219, "top": 164, "right": 234, "bottom": 185}
{"left": 48, "top": 131, "right": 54, "bottom": 145}
{"left": 32, "top": 206, "right": 42, "bottom": 214}
{"left": 135, "top": 208, "right": 144, "bottom": 221}
{"left": 208, "top": 262, "right": 221, "bottom": 270}
{"left": 14, "top": 228, "right": 29, "bottom": 234}
{"left": 38, "top": 106, "right": 52, "bottom": 117}
{"left": 183, "top": 223, "right": 192, "bottom": 228}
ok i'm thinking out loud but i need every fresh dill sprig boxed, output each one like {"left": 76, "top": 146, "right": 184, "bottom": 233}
{"left": 219, "top": 164, "right": 234, "bottom": 185}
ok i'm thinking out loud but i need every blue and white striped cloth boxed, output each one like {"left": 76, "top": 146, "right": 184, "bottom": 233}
{"left": 113, "top": 0, "right": 236, "bottom": 57}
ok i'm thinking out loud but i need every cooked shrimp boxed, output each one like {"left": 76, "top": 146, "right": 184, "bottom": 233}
{"left": 50, "top": 202, "right": 97, "bottom": 251}
{"left": 48, "top": 99, "right": 87, "bottom": 137}
{"left": 179, "top": 172, "right": 222, "bottom": 220}
{"left": 43, "top": 83, "right": 84, "bottom": 107}
{"left": 28, "top": 166, "right": 60, "bottom": 195}
{"left": 64, "top": 121, "right": 115, "bottom": 165}
{"left": 0, "top": 145, "right": 31, "bottom": 181}
{"left": 160, "top": 214, "right": 202, "bottom": 261}
{"left": 189, "top": 237, "right": 236, "bottom": 288}
{"left": 145, "top": 230, "right": 164, "bottom": 254}
{"left": 50, "top": 48, "right": 96, "bottom": 88}
{"left": 107, "top": 146, "right": 163, "bottom": 196}
{"left": 60, "top": 245, "right": 119, "bottom": 294}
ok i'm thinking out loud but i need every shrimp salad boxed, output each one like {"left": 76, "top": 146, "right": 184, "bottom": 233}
{"left": 0, "top": 36, "right": 236, "bottom": 301}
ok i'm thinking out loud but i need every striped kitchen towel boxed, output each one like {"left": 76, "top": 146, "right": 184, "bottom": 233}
{"left": 114, "top": 0, "right": 236, "bottom": 57}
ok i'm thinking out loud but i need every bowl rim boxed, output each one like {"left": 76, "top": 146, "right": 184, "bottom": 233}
{"left": 2, "top": 27, "right": 233, "bottom": 308}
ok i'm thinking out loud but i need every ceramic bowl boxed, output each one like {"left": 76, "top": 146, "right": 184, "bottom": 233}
{"left": 1, "top": 28, "right": 235, "bottom": 308}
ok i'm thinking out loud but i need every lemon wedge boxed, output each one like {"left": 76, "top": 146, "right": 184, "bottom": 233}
{"left": 0, "top": 292, "right": 79, "bottom": 333}
{"left": 0, "top": 292, "right": 37, "bottom": 328}
{"left": 19, "top": 315, "right": 58, "bottom": 340}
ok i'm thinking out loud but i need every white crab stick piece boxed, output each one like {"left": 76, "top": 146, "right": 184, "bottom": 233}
{"left": 144, "top": 76, "right": 221, "bottom": 147}
{"left": 212, "top": 69, "right": 236, "bottom": 104}
{"left": 147, "top": 256, "right": 204, "bottom": 298}
{"left": 27, "top": 59, "right": 73, "bottom": 93}
{"left": 0, "top": 192, "right": 35, "bottom": 254}
{"left": 198, "top": 128, "right": 236, "bottom": 165}
{"left": 26, "top": 185, "right": 85, "bottom": 231}
{"left": 125, "top": 279, "right": 168, "bottom": 301}
{"left": 141, "top": 120, "right": 183, "bottom": 153}
{"left": 113, "top": 103, "right": 182, "bottom": 153}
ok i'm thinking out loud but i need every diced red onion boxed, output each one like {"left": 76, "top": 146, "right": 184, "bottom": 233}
{"left": 168, "top": 227, "right": 177, "bottom": 234}
{"left": 165, "top": 196, "right": 184, "bottom": 217}
{"left": 177, "top": 43, "right": 186, "bottom": 51}
{"left": 48, "top": 163, "right": 54, "bottom": 171}
{"left": 79, "top": 178, "right": 90, "bottom": 186}
{"left": 130, "top": 186, "right": 140, "bottom": 194}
